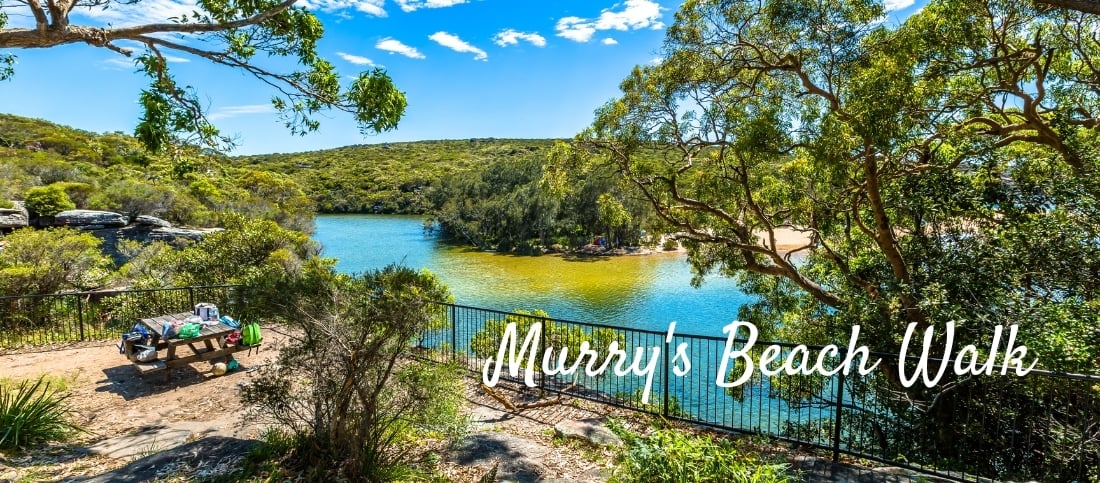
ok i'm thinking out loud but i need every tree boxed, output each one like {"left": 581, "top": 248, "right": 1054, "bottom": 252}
{"left": 562, "top": 0, "right": 1099, "bottom": 477}
{"left": 0, "top": 1, "right": 407, "bottom": 153}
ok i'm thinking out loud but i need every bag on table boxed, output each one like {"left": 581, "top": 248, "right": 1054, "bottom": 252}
{"left": 133, "top": 344, "right": 158, "bottom": 363}
{"left": 193, "top": 302, "right": 220, "bottom": 321}
{"left": 177, "top": 323, "right": 202, "bottom": 339}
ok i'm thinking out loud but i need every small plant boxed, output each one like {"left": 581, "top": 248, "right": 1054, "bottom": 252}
{"left": 0, "top": 376, "right": 82, "bottom": 452}
{"left": 610, "top": 426, "right": 791, "bottom": 483}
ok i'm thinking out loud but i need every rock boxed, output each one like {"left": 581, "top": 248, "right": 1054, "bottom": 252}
{"left": 554, "top": 419, "right": 623, "bottom": 447}
{"left": 55, "top": 209, "right": 128, "bottom": 228}
{"left": 0, "top": 201, "right": 28, "bottom": 229}
{"left": 134, "top": 215, "right": 172, "bottom": 228}
{"left": 450, "top": 433, "right": 554, "bottom": 483}
{"left": 150, "top": 226, "right": 222, "bottom": 242}
{"left": 86, "top": 424, "right": 194, "bottom": 459}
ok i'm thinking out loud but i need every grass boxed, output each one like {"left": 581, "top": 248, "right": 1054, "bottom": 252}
{"left": 0, "top": 376, "right": 83, "bottom": 452}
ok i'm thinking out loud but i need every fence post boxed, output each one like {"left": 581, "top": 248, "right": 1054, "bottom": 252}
{"left": 662, "top": 336, "right": 670, "bottom": 418}
{"left": 188, "top": 287, "right": 195, "bottom": 310}
{"left": 450, "top": 304, "right": 457, "bottom": 364}
{"left": 832, "top": 370, "right": 846, "bottom": 462}
{"left": 76, "top": 294, "right": 85, "bottom": 341}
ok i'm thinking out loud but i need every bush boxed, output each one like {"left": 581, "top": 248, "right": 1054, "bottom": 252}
{"left": 610, "top": 426, "right": 791, "bottom": 483}
{"left": 0, "top": 227, "right": 113, "bottom": 295}
{"left": 23, "top": 184, "right": 75, "bottom": 217}
{"left": 240, "top": 264, "right": 465, "bottom": 482}
{"left": 0, "top": 377, "right": 82, "bottom": 452}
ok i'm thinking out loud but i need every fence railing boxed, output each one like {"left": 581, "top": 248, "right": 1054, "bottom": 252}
{"left": 3, "top": 287, "right": 1097, "bottom": 482}
{"left": 0, "top": 285, "right": 237, "bottom": 351}
{"left": 420, "top": 302, "right": 1100, "bottom": 483}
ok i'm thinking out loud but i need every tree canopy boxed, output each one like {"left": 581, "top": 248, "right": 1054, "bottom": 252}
{"left": 0, "top": 0, "right": 407, "bottom": 153}
{"left": 561, "top": 0, "right": 1099, "bottom": 474}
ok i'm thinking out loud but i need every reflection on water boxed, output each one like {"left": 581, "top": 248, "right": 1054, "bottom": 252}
{"left": 313, "top": 214, "right": 754, "bottom": 336}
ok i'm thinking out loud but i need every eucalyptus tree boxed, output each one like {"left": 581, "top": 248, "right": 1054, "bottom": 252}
{"left": 561, "top": 0, "right": 1099, "bottom": 476}
{"left": 0, "top": 1, "right": 407, "bottom": 152}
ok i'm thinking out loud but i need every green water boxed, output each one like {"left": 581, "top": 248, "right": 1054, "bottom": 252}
{"left": 313, "top": 214, "right": 754, "bottom": 336}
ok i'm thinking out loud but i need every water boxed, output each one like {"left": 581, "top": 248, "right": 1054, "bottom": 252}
{"left": 313, "top": 214, "right": 836, "bottom": 439}
{"left": 314, "top": 214, "right": 755, "bottom": 337}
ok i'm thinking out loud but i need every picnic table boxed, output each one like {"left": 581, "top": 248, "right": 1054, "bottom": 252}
{"left": 130, "top": 312, "right": 260, "bottom": 380}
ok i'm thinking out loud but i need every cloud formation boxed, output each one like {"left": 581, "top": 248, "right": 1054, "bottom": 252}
{"left": 493, "top": 29, "right": 547, "bottom": 48}
{"left": 337, "top": 52, "right": 375, "bottom": 65}
{"left": 429, "top": 31, "right": 487, "bottom": 61}
{"left": 556, "top": 0, "right": 663, "bottom": 43}
{"left": 376, "top": 38, "right": 426, "bottom": 59}
{"left": 883, "top": 0, "right": 915, "bottom": 11}
{"left": 208, "top": 104, "right": 276, "bottom": 121}
{"left": 296, "top": 0, "right": 387, "bottom": 17}
{"left": 602, "top": 38, "right": 618, "bottom": 45}
{"left": 395, "top": 0, "right": 466, "bottom": 12}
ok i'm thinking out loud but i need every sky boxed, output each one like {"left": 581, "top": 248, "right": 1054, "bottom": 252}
{"left": 0, "top": 0, "right": 924, "bottom": 155}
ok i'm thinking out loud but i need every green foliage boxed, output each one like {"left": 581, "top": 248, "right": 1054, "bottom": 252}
{"left": 0, "top": 376, "right": 82, "bottom": 452}
{"left": 0, "top": 114, "right": 314, "bottom": 231}
{"left": 0, "top": 228, "right": 112, "bottom": 295}
{"left": 22, "top": 184, "right": 74, "bottom": 217}
{"left": 240, "top": 263, "right": 464, "bottom": 482}
{"left": 469, "top": 309, "right": 625, "bottom": 373}
{"left": 610, "top": 426, "right": 791, "bottom": 483}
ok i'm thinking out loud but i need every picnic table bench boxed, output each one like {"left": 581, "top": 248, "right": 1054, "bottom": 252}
{"left": 129, "top": 312, "right": 260, "bottom": 380}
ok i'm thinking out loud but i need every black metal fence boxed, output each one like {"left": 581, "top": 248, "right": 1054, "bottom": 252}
{"left": 0, "top": 285, "right": 237, "bottom": 351}
{"left": 3, "top": 287, "right": 1097, "bottom": 481}
{"left": 421, "top": 302, "right": 1100, "bottom": 483}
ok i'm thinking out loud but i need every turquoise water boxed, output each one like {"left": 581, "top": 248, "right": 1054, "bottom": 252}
{"left": 313, "top": 214, "right": 754, "bottom": 337}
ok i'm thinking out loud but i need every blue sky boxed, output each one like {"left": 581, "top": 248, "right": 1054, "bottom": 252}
{"left": 1, "top": 0, "right": 923, "bottom": 155}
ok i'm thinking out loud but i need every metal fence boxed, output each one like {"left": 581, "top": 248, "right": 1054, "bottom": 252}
{"left": 3, "top": 287, "right": 1097, "bottom": 481}
{"left": 421, "top": 302, "right": 1100, "bottom": 483}
{"left": 0, "top": 285, "right": 237, "bottom": 351}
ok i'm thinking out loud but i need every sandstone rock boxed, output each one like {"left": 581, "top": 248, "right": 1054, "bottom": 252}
{"left": 55, "top": 210, "right": 128, "bottom": 228}
{"left": 150, "top": 226, "right": 222, "bottom": 242}
{"left": 134, "top": 215, "right": 172, "bottom": 228}
{"left": 0, "top": 201, "right": 28, "bottom": 229}
{"left": 553, "top": 419, "right": 623, "bottom": 447}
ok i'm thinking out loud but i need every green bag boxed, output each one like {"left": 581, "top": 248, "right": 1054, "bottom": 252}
{"left": 241, "top": 322, "right": 262, "bottom": 347}
{"left": 177, "top": 323, "right": 202, "bottom": 339}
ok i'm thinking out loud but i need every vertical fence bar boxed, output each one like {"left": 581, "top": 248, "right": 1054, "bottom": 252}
{"left": 662, "top": 335, "right": 670, "bottom": 418}
{"left": 188, "top": 287, "right": 195, "bottom": 310}
{"left": 76, "top": 294, "right": 85, "bottom": 341}
{"left": 832, "top": 370, "right": 846, "bottom": 462}
{"left": 450, "top": 304, "right": 457, "bottom": 364}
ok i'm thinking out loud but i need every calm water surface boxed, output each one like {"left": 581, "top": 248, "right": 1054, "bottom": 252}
{"left": 313, "top": 214, "right": 754, "bottom": 337}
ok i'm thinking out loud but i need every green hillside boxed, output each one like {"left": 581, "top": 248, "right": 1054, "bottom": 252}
{"left": 231, "top": 138, "right": 560, "bottom": 214}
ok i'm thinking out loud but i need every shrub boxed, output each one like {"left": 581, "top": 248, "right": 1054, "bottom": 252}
{"left": 610, "top": 426, "right": 791, "bottom": 483}
{"left": 0, "top": 227, "right": 113, "bottom": 295}
{"left": 240, "top": 264, "right": 465, "bottom": 482}
{"left": 0, "top": 377, "right": 82, "bottom": 452}
{"left": 23, "top": 184, "right": 75, "bottom": 217}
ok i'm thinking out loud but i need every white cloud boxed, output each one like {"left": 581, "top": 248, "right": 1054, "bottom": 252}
{"left": 73, "top": 0, "right": 199, "bottom": 27}
{"left": 493, "top": 29, "right": 547, "bottom": 48}
{"left": 428, "top": 31, "right": 487, "bottom": 61}
{"left": 376, "top": 38, "right": 426, "bottom": 59}
{"left": 296, "top": 0, "right": 387, "bottom": 17}
{"left": 337, "top": 52, "right": 375, "bottom": 65}
{"left": 556, "top": 0, "right": 664, "bottom": 43}
{"left": 602, "top": 37, "right": 618, "bottom": 45}
{"left": 208, "top": 104, "right": 276, "bottom": 121}
{"left": 395, "top": 0, "right": 466, "bottom": 12}
{"left": 164, "top": 55, "right": 190, "bottom": 63}
{"left": 101, "top": 54, "right": 187, "bottom": 70}
{"left": 650, "top": 57, "right": 662, "bottom": 65}
{"left": 883, "top": 0, "right": 915, "bottom": 11}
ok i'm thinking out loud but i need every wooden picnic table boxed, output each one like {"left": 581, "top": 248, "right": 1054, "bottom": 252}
{"left": 130, "top": 312, "right": 259, "bottom": 380}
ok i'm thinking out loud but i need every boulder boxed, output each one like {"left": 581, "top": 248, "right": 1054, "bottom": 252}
{"left": 55, "top": 210, "right": 128, "bottom": 228}
{"left": 0, "top": 201, "right": 28, "bottom": 229}
{"left": 150, "top": 226, "right": 222, "bottom": 242}
{"left": 134, "top": 215, "right": 172, "bottom": 228}
{"left": 553, "top": 419, "right": 623, "bottom": 447}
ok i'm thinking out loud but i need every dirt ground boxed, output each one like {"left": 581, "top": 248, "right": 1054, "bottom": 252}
{"left": 0, "top": 326, "right": 633, "bottom": 482}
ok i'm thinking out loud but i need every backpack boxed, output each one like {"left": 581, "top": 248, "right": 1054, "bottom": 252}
{"left": 241, "top": 322, "right": 262, "bottom": 347}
